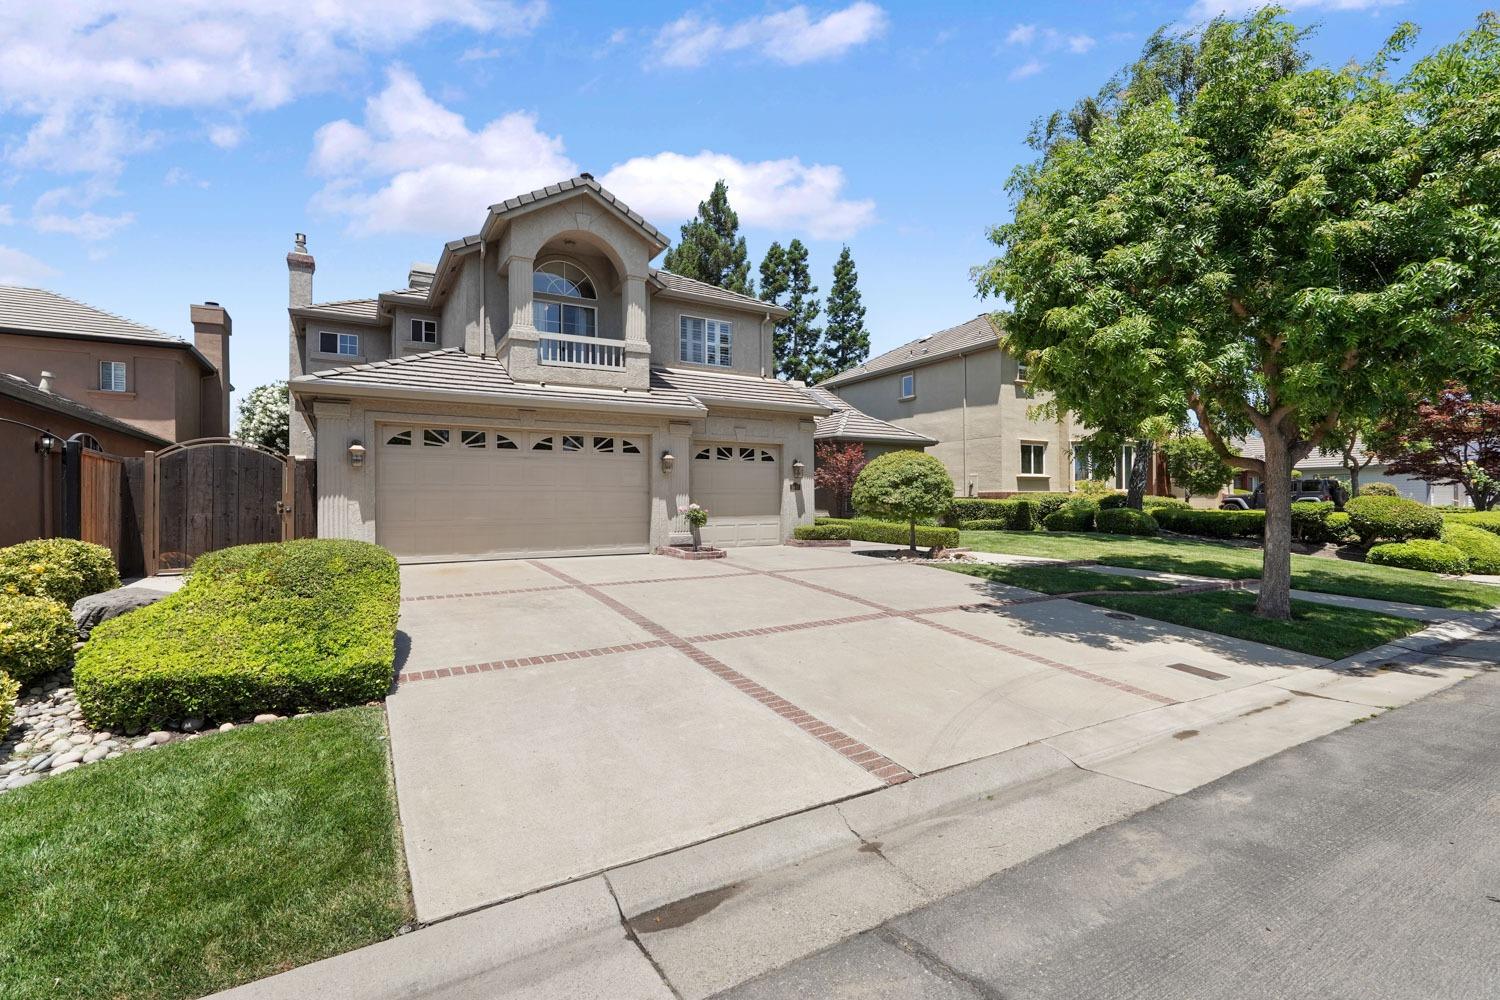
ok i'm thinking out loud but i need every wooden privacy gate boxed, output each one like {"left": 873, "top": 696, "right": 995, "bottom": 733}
{"left": 75, "top": 448, "right": 123, "bottom": 560}
{"left": 143, "top": 438, "right": 293, "bottom": 574}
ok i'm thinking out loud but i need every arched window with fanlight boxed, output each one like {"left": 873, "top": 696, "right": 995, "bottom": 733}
{"left": 532, "top": 260, "right": 598, "bottom": 338}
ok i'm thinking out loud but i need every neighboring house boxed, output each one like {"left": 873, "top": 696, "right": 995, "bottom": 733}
{"left": 805, "top": 384, "right": 935, "bottom": 514}
{"left": 0, "top": 286, "right": 232, "bottom": 443}
{"left": 821, "top": 315, "right": 1159, "bottom": 497}
{"left": 286, "top": 174, "right": 830, "bottom": 561}
{"left": 1229, "top": 437, "right": 1471, "bottom": 506}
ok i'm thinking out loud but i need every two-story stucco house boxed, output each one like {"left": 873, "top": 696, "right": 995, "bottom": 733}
{"left": 821, "top": 315, "right": 1161, "bottom": 497}
{"left": 287, "top": 174, "right": 833, "bottom": 561}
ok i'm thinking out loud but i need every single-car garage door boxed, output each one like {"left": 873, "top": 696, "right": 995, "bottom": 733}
{"left": 377, "top": 425, "right": 649, "bottom": 561}
{"left": 691, "top": 443, "right": 782, "bottom": 547}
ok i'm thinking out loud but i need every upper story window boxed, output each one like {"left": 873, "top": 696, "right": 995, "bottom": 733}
{"left": 98, "top": 361, "right": 127, "bottom": 392}
{"left": 1015, "top": 362, "right": 1029, "bottom": 383}
{"left": 318, "top": 331, "right": 360, "bottom": 357}
{"left": 533, "top": 260, "right": 598, "bottom": 337}
{"left": 680, "top": 316, "right": 733, "bottom": 367}
{"left": 1021, "top": 442, "right": 1047, "bottom": 476}
{"left": 411, "top": 319, "right": 437, "bottom": 344}
{"left": 900, "top": 372, "right": 916, "bottom": 399}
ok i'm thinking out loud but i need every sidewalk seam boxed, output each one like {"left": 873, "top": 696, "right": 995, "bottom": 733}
{"left": 873, "top": 925, "right": 1009, "bottom": 1000}
{"left": 604, "top": 874, "right": 685, "bottom": 1000}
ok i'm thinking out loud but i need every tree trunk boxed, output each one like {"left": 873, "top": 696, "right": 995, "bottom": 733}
{"left": 1126, "top": 440, "right": 1151, "bottom": 509}
{"left": 908, "top": 518, "right": 917, "bottom": 554}
{"left": 1256, "top": 434, "right": 1294, "bottom": 621}
{"left": 1347, "top": 464, "right": 1361, "bottom": 497}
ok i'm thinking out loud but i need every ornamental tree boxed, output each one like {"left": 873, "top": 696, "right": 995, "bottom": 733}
{"left": 823, "top": 246, "right": 871, "bottom": 376}
{"left": 1372, "top": 383, "right": 1500, "bottom": 509}
{"left": 975, "top": 10, "right": 1500, "bottom": 619}
{"left": 814, "top": 441, "right": 869, "bottom": 517}
{"left": 664, "top": 179, "right": 754, "bottom": 296}
{"left": 1161, "top": 434, "right": 1234, "bottom": 502}
{"left": 851, "top": 451, "right": 954, "bottom": 553}
{"left": 236, "top": 381, "right": 289, "bottom": 455}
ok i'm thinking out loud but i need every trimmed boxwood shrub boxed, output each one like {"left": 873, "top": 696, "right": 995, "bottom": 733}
{"left": 0, "top": 538, "right": 120, "bottom": 608}
{"left": 0, "top": 670, "right": 17, "bottom": 739}
{"left": 1441, "top": 522, "right": 1500, "bottom": 574}
{"left": 1154, "top": 507, "right": 1266, "bottom": 538}
{"left": 1142, "top": 496, "right": 1191, "bottom": 513}
{"left": 1290, "top": 501, "right": 1344, "bottom": 543}
{"left": 0, "top": 593, "right": 75, "bottom": 685}
{"left": 1367, "top": 539, "right": 1469, "bottom": 575}
{"left": 961, "top": 519, "right": 1011, "bottom": 531}
{"left": 794, "top": 523, "right": 851, "bottom": 541}
{"left": 1325, "top": 511, "right": 1353, "bottom": 541}
{"left": 1447, "top": 511, "right": 1500, "bottom": 536}
{"left": 1043, "top": 497, "right": 1098, "bottom": 532}
{"left": 74, "top": 539, "right": 400, "bottom": 730}
{"left": 1358, "top": 482, "right": 1400, "bottom": 497}
{"left": 1345, "top": 495, "right": 1443, "bottom": 545}
{"left": 946, "top": 498, "right": 1037, "bottom": 531}
{"left": 813, "top": 518, "right": 960, "bottom": 549}
{"left": 1025, "top": 493, "right": 1073, "bottom": 520}
{"left": 1096, "top": 493, "right": 1129, "bottom": 510}
{"left": 1095, "top": 507, "right": 1159, "bottom": 536}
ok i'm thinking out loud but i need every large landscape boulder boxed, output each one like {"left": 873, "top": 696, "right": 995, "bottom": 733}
{"left": 72, "top": 588, "right": 166, "bottom": 640}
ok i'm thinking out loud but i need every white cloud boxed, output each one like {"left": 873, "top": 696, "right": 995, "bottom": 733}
{"left": 207, "top": 123, "right": 245, "bottom": 149}
{"left": 164, "top": 167, "right": 210, "bottom": 189}
{"left": 601, "top": 152, "right": 875, "bottom": 240}
{"left": 1186, "top": 0, "right": 1399, "bottom": 16}
{"left": 0, "top": 246, "right": 58, "bottom": 285}
{"left": 1005, "top": 24, "right": 1037, "bottom": 46}
{"left": 0, "top": 205, "right": 13, "bottom": 226}
{"left": 652, "top": 2, "right": 887, "bottom": 68}
{"left": 31, "top": 183, "right": 135, "bottom": 242}
{"left": 309, "top": 68, "right": 875, "bottom": 240}
{"left": 1067, "top": 34, "right": 1097, "bottom": 54}
{"left": 1009, "top": 59, "right": 1046, "bottom": 81}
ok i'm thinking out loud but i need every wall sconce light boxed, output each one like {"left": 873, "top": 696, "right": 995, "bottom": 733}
{"left": 660, "top": 450, "right": 676, "bottom": 474}
{"left": 35, "top": 433, "right": 56, "bottom": 454}
{"left": 791, "top": 458, "right": 805, "bottom": 479}
{"left": 348, "top": 440, "right": 366, "bottom": 466}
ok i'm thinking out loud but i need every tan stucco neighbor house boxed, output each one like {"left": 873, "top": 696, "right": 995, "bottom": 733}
{"left": 287, "top": 174, "right": 841, "bottom": 562}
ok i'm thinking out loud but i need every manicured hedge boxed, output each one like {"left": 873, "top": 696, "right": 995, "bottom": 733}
{"left": 1142, "top": 496, "right": 1191, "bottom": 512}
{"left": 793, "top": 523, "right": 852, "bottom": 541}
{"left": 961, "top": 519, "right": 1013, "bottom": 531}
{"left": 75, "top": 539, "right": 400, "bottom": 730}
{"left": 1447, "top": 511, "right": 1500, "bottom": 536}
{"left": 1096, "top": 493, "right": 1129, "bottom": 510}
{"left": 1367, "top": 539, "right": 1469, "bottom": 575}
{"left": 0, "top": 593, "right": 75, "bottom": 685}
{"left": 0, "top": 671, "right": 17, "bottom": 740}
{"left": 0, "top": 538, "right": 120, "bottom": 608}
{"left": 948, "top": 498, "right": 1036, "bottom": 531}
{"left": 1023, "top": 493, "right": 1074, "bottom": 520}
{"left": 1290, "top": 501, "right": 1349, "bottom": 544}
{"left": 1441, "top": 522, "right": 1500, "bottom": 574}
{"left": 1358, "top": 482, "right": 1400, "bottom": 497}
{"left": 813, "top": 518, "right": 960, "bottom": 549}
{"left": 1153, "top": 507, "right": 1267, "bottom": 538}
{"left": 1345, "top": 495, "right": 1443, "bottom": 545}
{"left": 1095, "top": 507, "right": 1159, "bottom": 536}
{"left": 1044, "top": 497, "right": 1098, "bottom": 532}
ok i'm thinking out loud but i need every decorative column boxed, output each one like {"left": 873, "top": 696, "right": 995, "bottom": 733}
{"left": 506, "top": 255, "right": 535, "bottom": 334}
{"left": 623, "top": 274, "right": 648, "bottom": 342}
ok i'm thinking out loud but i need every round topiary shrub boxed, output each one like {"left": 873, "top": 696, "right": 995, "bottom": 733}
{"left": 852, "top": 451, "right": 955, "bottom": 551}
{"left": 1096, "top": 493, "right": 1129, "bottom": 510}
{"left": 0, "top": 593, "right": 76, "bottom": 685}
{"left": 1344, "top": 495, "right": 1443, "bottom": 546}
{"left": 0, "top": 538, "right": 120, "bottom": 608}
{"left": 1043, "top": 497, "right": 1099, "bottom": 532}
{"left": 1367, "top": 539, "right": 1470, "bottom": 575}
{"left": 1358, "top": 482, "right": 1400, "bottom": 497}
{"left": 1096, "top": 507, "right": 1160, "bottom": 535}
{"left": 1441, "top": 522, "right": 1500, "bottom": 574}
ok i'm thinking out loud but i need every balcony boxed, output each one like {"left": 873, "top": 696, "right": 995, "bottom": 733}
{"left": 537, "top": 332, "right": 626, "bottom": 370}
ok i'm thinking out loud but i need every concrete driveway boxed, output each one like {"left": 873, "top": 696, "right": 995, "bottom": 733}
{"left": 383, "top": 544, "right": 1424, "bottom": 923}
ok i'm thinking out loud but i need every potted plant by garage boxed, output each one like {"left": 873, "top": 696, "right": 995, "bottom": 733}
{"left": 681, "top": 503, "right": 709, "bottom": 551}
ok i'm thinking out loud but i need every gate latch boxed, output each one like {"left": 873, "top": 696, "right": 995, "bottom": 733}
{"left": 274, "top": 500, "right": 289, "bottom": 515}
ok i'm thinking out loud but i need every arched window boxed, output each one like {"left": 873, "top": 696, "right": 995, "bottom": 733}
{"left": 532, "top": 260, "right": 598, "bottom": 338}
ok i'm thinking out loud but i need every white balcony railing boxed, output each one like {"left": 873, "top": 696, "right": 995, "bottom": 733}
{"left": 536, "top": 332, "right": 627, "bottom": 370}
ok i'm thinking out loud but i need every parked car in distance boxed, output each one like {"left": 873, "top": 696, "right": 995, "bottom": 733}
{"left": 1221, "top": 478, "right": 1348, "bottom": 511}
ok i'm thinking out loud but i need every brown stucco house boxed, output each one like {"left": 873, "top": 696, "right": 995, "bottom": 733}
{"left": 0, "top": 286, "right": 233, "bottom": 444}
{"left": 820, "top": 315, "right": 1163, "bottom": 497}
{"left": 287, "top": 174, "right": 839, "bottom": 562}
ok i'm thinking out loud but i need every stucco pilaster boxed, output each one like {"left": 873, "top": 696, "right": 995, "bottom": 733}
{"left": 623, "top": 274, "right": 648, "bottom": 343}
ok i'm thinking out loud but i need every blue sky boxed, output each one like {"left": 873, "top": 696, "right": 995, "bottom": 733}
{"left": 0, "top": 1, "right": 1489, "bottom": 419}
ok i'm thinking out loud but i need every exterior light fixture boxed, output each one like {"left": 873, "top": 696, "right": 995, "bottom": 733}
{"left": 36, "top": 433, "right": 56, "bottom": 453}
{"left": 661, "top": 450, "right": 676, "bottom": 474}
{"left": 348, "top": 440, "right": 366, "bottom": 466}
{"left": 791, "top": 458, "right": 805, "bottom": 479}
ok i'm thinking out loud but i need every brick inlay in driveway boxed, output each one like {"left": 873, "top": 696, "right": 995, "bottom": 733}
{"left": 529, "top": 560, "right": 915, "bottom": 785}
{"left": 398, "top": 639, "right": 672, "bottom": 682}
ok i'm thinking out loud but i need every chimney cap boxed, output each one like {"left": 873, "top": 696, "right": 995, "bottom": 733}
{"left": 294, "top": 233, "right": 308, "bottom": 252}
{"left": 205, "top": 300, "right": 219, "bottom": 307}
{"left": 579, "top": 172, "right": 594, "bottom": 181}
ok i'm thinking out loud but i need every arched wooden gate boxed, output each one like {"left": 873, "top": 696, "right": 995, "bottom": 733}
{"left": 143, "top": 438, "right": 292, "bottom": 574}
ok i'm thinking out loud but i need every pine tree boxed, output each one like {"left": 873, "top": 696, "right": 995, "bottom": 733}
{"left": 759, "top": 242, "right": 791, "bottom": 376}
{"left": 823, "top": 245, "right": 870, "bottom": 376}
{"left": 663, "top": 179, "right": 754, "bottom": 296}
{"left": 778, "top": 239, "right": 824, "bottom": 383}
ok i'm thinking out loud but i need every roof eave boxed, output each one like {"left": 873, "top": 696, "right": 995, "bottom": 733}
{"left": 0, "top": 324, "right": 218, "bottom": 373}
{"left": 690, "top": 391, "right": 829, "bottom": 416}
{"left": 289, "top": 374, "right": 708, "bottom": 419}
{"left": 288, "top": 305, "right": 386, "bottom": 328}
{"left": 651, "top": 284, "right": 791, "bottom": 318}
{"left": 821, "top": 339, "right": 999, "bottom": 389}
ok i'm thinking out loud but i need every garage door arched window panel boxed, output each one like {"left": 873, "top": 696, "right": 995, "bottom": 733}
{"left": 385, "top": 429, "right": 413, "bottom": 447}
{"left": 759, "top": 450, "right": 775, "bottom": 462}
{"left": 620, "top": 439, "right": 641, "bottom": 455}
{"left": 461, "top": 430, "right": 487, "bottom": 449}
{"left": 495, "top": 434, "right": 519, "bottom": 450}
{"left": 423, "top": 429, "right": 450, "bottom": 448}
{"left": 695, "top": 448, "right": 711, "bottom": 460}
{"left": 532, "top": 436, "right": 555, "bottom": 451}
{"left": 561, "top": 435, "right": 584, "bottom": 452}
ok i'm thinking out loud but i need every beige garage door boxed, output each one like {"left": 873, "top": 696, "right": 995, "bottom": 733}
{"left": 691, "top": 443, "right": 782, "bottom": 547}
{"left": 377, "top": 426, "right": 650, "bottom": 561}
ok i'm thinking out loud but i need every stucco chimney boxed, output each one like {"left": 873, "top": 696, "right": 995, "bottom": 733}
{"left": 191, "top": 302, "right": 232, "bottom": 437}
{"left": 38, "top": 371, "right": 54, "bottom": 393}
{"left": 287, "top": 232, "right": 315, "bottom": 308}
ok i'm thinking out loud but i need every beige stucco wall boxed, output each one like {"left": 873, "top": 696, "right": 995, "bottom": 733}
{"left": 0, "top": 332, "right": 209, "bottom": 442}
{"left": 832, "top": 346, "right": 1079, "bottom": 495}
{"left": 647, "top": 296, "right": 772, "bottom": 378}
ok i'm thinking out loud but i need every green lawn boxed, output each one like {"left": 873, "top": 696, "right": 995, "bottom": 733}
{"left": 0, "top": 707, "right": 410, "bottom": 1000}
{"left": 1079, "top": 590, "right": 1425, "bottom": 659}
{"left": 939, "top": 561, "right": 1176, "bottom": 595}
{"left": 959, "top": 531, "right": 1500, "bottom": 611}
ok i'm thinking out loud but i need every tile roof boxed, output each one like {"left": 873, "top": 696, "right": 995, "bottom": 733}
{"left": 0, "top": 285, "right": 182, "bottom": 345}
{"left": 804, "top": 386, "right": 937, "bottom": 445}
{"left": 819, "top": 314, "right": 1001, "bottom": 389}
{"left": 0, "top": 373, "right": 171, "bottom": 445}
{"left": 296, "top": 298, "right": 383, "bottom": 323}
{"left": 649, "top": 367, "right": 828, "bottom": 413}
{"left": 1232, "top": 436, "right": 1375, "bottom": 469}
{"left": 650, "top": 269, "right": 789, "bottom": 316}
{"left": 295, "top": 349, "right": 704, "bottom": 413}
{"left": 486, "top": 175, "right": 670, "bottom": 248}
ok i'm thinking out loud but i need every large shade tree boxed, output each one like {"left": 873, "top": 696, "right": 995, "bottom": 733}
{"left": 975, "top": 9, "right": 1500, "bottom": 619}
{"left": 664, "top": 179, "right": 754, "bottom": 296}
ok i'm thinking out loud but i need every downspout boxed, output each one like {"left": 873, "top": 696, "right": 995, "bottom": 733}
{"left": 962, "top": 352, "right": 970, "bottom": 495}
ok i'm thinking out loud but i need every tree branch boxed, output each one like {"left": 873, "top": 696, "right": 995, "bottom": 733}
{"left": 1190, "top": 393, "right": 1262, "bottom": 474}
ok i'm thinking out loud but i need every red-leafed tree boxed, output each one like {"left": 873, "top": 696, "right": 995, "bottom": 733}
{"left": 814, "top": 442, "right": 869, "bottom": 517}
{"left": 1373, "top": 384, "right": 1500, "bottom": 510}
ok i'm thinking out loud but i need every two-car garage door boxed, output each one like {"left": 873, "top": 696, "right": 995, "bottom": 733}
{"left": 377, "top": 425, "right": 650, "bottom": 561}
